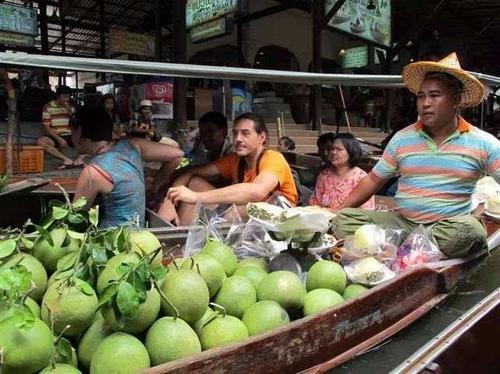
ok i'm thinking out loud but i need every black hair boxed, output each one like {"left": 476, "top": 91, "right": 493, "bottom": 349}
{"left": 334, "top": 133, "right": 363, "bottom": 167}
{"left": 76, "top": 107, "right": 113, "bottom": 142}
{"left": 279, "top": 136, "right": 295, "bottom": 151}
{"left": 100, "top": 93, "right": 115, "bottom": 105}
{"left": 423, "top": 71, "right": 463, "bottom": 99}
{"left": 56, "top": 85, "right": 72, "bottom": 96}
{"left": 234, "top": 112, "right": 267, "bottom": 135}
{"left": 198, "top": 111, "right": 228, "bottom": 131}
{"left": 316, "top": 132, "right": 336, "bottom": 148}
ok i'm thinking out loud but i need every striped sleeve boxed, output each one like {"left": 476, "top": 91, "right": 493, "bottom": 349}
{"left": 41, "top": 104, "right": 51, "bottom": 127}
{"left": 485, "top": 135, "right": 500, "bottom": 183}
{"left": 372, "top": 135, "right": 399, "bottom": 179}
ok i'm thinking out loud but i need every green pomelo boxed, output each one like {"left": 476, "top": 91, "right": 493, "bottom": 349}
{"left": 342, "top": 284, "right": 369, "bottom": 300}
{"left": 257, "top": 271, "right": 306, "bottom": 311}
{"left": 192, "top": 307, "right": 217, "bottom": 337}
{"left": 0, "top": 316, "right": 53, "bottom": 373}
{"left": 306, "top": 260, "right": 347, "bottom": 293}
{"left": 0, "top": 297, "right": 40, "bottom": 321}
{"left": 129, "top": 230, "right": 162, "bottom": 266}
{"left": 303, "top": 288, "right": 344, "bottom": 316}
{"left": 3, "top": 253, "right": 48, "bottom": 302}
{"left": 160, "top": 268, "right": 209, "bottom": 323}
{"left": 77, "top": 319, "right": 113, "bottom": 370}
{"left": 41, "top": 278, "right": 98, "bottom": 337}
{"left": 102, "top": 288, "right": 160, "bottom": 334}
{"left": 233, "top": 266, "right": 267, "bottom": 289}
{"left": 25, "top": 297, "right": 41, "bottom": 318}
{"left": 54, "top": 343, "right": 78, "bottom": 367}
{"left": 40, "top": 363, "right": 82, "bottom": 373}
{"left": 214, "top": 275, "right": 257, "bottom": 319}
{"left": 33, "top": 228, "right": 80, "bottom": 274}
{"left": 181, "top": 254, "right": 226, "bottom": 297}
{"left": 89, "top": 332, "right": 150, "bottom": 374}
{"left": 96, "top": 252, "right": 140, "bottom": 295}
{"left": 242, "top": 300, "right": 290, "bottom": 336}
{"left": 145, "top": 316, "right": 201, "bottom": 366}
{"left": 200, "top": 315, "right": 249, "bottom": 350}
{"left": 200, "top": 237, "right": 238, "bottom": 276}
{"left": 237, "top": 258, "right": 268, "bottom": 272}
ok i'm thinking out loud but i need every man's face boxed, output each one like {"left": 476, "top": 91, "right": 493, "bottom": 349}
{"left": 232, "top": 119, "right": 266, "bottom": 157}
{"left": 104, "top": 98, "right": 114, "bottom": 111}
{"left": 199, "top": 122, "right": 226, "bottom": 152}
{"left": 57, "top": 94, "right": 70, "bottom": 107}
{"left": 318, "top": 140, "right": 333, "bottom": 163}
{"left": 416, "top": 79, "right": 459, "bottom": 129}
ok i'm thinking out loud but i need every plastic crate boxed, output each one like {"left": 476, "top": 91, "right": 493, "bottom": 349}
{"left": 0, "top": 145, "right": 44, "bottom": 174}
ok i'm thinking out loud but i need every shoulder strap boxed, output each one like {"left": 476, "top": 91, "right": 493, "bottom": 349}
{"left": 237, "top": 149, "right": 267, "bottom": 183}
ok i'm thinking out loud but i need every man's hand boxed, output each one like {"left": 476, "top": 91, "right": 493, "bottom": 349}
{"left": 157, "top": 199, "right": 180, "bottom": 225}
{"left": 167, "top": 185, "right": 199, "bottom": 204}
{"left": 58, "top": 137, "right": 68, "bottom": 148}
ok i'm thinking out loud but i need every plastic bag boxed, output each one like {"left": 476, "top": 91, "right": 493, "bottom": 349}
{"left": 394, "top": 225, "right": 443, "bottom": 272}
{"left": 183, "top": 203, "right": 243, "bottom": 258}
{"left": 232, "top": 219, "right": 287, "bottom": 260}
{"left": 343, "top": 257, "right": 396, "bottom": 286}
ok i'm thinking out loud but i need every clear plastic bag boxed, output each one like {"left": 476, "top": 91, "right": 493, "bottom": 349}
{"left": 394, "top": 225, "right": 443, "bottom": 272}
{"left": 232, "top": 219, "right": 288, "bottom": 260}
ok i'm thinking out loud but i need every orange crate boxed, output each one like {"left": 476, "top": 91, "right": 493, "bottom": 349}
{"left": 0, "top": 145, "right": 44, "bottom": 174}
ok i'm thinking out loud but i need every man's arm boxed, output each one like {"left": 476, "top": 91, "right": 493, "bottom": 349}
{"left": 167, "top": 171, "right": 278, "bottom": 205}
{"left": 337, "top": 172, "right": 388, "bottom": 210}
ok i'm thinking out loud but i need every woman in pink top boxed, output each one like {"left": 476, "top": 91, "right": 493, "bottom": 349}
{"left": 310, "top": 133, "right": 375, "bottom": 210}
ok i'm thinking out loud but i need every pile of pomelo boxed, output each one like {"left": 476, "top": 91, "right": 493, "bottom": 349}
{"left": 1, "top": 225, "right": 369, "bottom": 374}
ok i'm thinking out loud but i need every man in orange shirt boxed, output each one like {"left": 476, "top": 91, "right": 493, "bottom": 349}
{"left": 158, "top": 113, "right": 298, "bottom": 225}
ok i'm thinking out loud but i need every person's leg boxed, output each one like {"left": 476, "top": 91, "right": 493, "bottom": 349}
{"left": 427, "top": 215, "right": 488, "bottom": 258}
{"left": 36, "top": 136, "right": 73, "bottom": 165}
{"left": 177, "top": 176, "right": 216, "bottom": 226}
{"left": 333, "top": 208, "right": 416, "bottom": 238}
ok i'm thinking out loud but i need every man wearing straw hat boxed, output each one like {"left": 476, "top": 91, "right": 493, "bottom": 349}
{"left": 333, "top": 53, "right": 500, "bottom": 257}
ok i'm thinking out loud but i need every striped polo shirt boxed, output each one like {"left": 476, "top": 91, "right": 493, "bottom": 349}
{"left": 42, "top": 100, "right": 73, "bottom": 135}
{"left": 372, "top": 116, "right": 500, "bottom": 223}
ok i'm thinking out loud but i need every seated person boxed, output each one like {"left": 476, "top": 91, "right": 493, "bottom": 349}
{"left": 309, "top": 133, "right": 375, "bottom": 210}
{"left": 128, "top": 99, "right": 159, "bottom": 141}
{"left": 278, "top": 136, "right": 296, "bottom": 152}
{"left": 333, "top": 53, "right": 500, "bottom": 258}
{"left": 73, "top": 107, "right": 183, "bottom": 228}
{"left": 37, "top": 85, "right": 86, "bottom": 169}
{"left": 158, "top": 113, "right": 298, "bottom": 226}
{"left": 316, "top": 132, "right": 336, "bottom": 166}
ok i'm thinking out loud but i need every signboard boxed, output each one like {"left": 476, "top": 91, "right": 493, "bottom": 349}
{"left": 325, "top": 0, "right": 391, "bottom": 47}
{"left": 191, "top": 17, "right": 227, "bottom": 42}
{"left": 0, "top": 31, "right": 34, "bottom": 47}
{"left": 109, "top": 28, "right": 155, "bottom": 57}
{"left": 341, "top": 46, "right": 368, "bottom": 69}
{"left": 186, "top": 0, "right": 238, "bottom": 28}
{"left": 0, "top": 4, "right": 37, "bottom": 35}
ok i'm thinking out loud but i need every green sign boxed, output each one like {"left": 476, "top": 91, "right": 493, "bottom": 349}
{"left": 341, "top": 46, "right": 368, "bottom": 69}
{"left": 186, "top": 0, "right": 238, "bottom": 28}
{"left": 191, "top": 17, "right": 227, "bottom": 42}
{"left": 0, "top": 31, "right": 34, "bottom": 47}
{"left": 0, "top": 4, "right": 37, "bottom": 36}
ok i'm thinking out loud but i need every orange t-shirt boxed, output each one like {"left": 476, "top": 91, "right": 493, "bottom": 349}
{"left": 213, "top": 150, "right": 298, "bottom": 206}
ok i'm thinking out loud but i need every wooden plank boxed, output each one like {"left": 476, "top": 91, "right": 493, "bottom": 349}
{"left": 0, "top": 178, "right": 48, "bottom": 197}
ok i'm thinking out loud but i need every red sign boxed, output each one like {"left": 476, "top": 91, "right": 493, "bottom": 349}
{"left": 145, "top": 81, "right": 173, "bottom": 103}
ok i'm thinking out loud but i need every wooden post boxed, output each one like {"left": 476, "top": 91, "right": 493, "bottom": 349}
{"left": 312, "top": 0, "right": 323, "bottom": 133}
{"left": 2, "top": 70, "right": 16, "bottom": 176}
{"left": 173, "top": 0, "right": 187, "bottom": 130}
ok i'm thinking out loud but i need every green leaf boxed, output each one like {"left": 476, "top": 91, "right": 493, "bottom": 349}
{"left": 89, "top": 207, "right": 99, "bottom": 227}
{"left": 20, "top": 236, "right": 34, "bottom": 250}
{"left": 151, "top": 265, "right": 167, "bottom": 283}
{"left": 91, "top": 245, "right": 108, "bottom": 265}
{"left": 116, "top": 263, "right": 133, "bottom": 276}
{"left": 72, "top": 197, "right": 87, "bottom": 210}
{"left": 128, "top": 272, "right": 147, "bottom": 302}
{"left": 66, "top": 230, "right": 85, "bottom": 241}
{"left": 67, "top": 213, "right": 85, "bottom": 225}
{"left": 77, "top": 281, "right": 95, "bottom": 296}
{"left": 57, "top": 252, "right": 78, "bottom": 272}
{"left": 55, "top": 338, "right": 73, "bottom": 360}
{"left": 14, "top": 304, "right": 35, "bottom": 330}
{"left": 48, "top": 199, "right": 64, "bottom": 208}
{"left": 116, "top": 282, "right": 139, "bottom": 319}
{"left": 52, "top": 206, "right": 69, "bottom": 220}
{"left": 33, "top": 224, "right": 54, "bottom": 246}
{"left": 97, "top": 283, "right": 118, "bottom": 308}
{"left": 54, "top": 270, "right": 72, "bottom": 280}
{"left": 0, "top": 239, "right": 16, "bottom": 259}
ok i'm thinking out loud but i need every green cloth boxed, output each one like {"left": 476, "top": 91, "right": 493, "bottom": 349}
{"left": 333, "top": 208, "right": 487, "bottom": 258}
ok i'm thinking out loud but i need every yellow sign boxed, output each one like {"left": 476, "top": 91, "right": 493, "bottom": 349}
{"left": 0, "top": 31, "right": 33, "bottom": 47}
{"left": 109, "top": 29, "right": 155, "bottom": 57}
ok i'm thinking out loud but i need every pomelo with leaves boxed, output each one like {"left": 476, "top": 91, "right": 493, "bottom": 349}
{"left": 33, "top": 227, "right": 80, "bottom": 274}
{"left": 95, "top": 252, "right": 141, "bottom": 295}
{"left": 1, "top": 253, "right": 48, "bottom": 302}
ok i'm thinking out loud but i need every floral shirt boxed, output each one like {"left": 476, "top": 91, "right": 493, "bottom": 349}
{"left": 309, "top": 166, "right": 375, "bottom": 210}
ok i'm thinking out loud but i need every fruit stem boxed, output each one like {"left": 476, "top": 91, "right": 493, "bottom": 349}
{"left": 168, "top": 254, "right": 180, "bottom": 271}
{"left": 209, "top": 302, "right": 226, "bottom": 318}
{"left": 152, "top": 278, "right": 180, "bottom": 319}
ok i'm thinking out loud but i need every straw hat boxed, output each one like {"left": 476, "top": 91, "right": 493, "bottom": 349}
{"left": 139, "top": 99, "right": 153, "bottom": 107}
{"left": 402, "top": 53, "right": 485, "bottom": 108}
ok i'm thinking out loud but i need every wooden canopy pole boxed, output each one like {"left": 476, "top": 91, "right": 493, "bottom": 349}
{"left": 2, "top": 70, "right": 16, "bottom": 176}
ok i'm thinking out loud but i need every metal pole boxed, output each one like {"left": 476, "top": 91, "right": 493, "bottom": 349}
{"left": 312, "top": 0, "right": 323, "bottom": 132}
{"left": 173, "top": 0, "right": 187, "bottom": 130}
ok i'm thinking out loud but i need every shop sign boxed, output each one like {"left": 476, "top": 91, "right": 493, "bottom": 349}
{"left": 325, "top": 0, "right": 391, "bottom": 47}
{"left": 190, "top": 17, "right": 227, "bottom": 42}
{"left": 341, "top": 46, "right": 368, "bottom": 69}
{"left": 0, "top": 31, "right": 34, "bottom": 47}
{"left": 145, "top": 80, "right": 173, "bottom": 104}
{"left": 186, "top": 0, "right": 238, "bottom": 28}
{"left": 0, "top": 3, "right": 37, "bottom": 36}
{"left": 109, "top": 28, "right": 155, "bottom": 57}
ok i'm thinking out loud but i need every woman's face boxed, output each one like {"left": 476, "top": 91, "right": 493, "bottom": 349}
{"left": 328, "top": 139, "right": 350, "bottom": 169}
{"left": 104, "top": 98, "right": 114, "bottom": 111}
